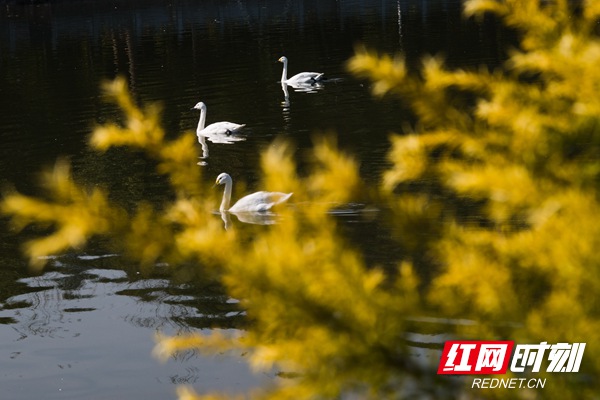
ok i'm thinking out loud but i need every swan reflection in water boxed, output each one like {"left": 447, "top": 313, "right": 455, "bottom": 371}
{"left": 280, "top": 81, "right": 325, "bottom": 116}
{"left": 219, "top": 210, "right": 282, "bottom": 230}
{"left": 281, "top": 83, "right": 290, "bottom": 109}
{"left": 191, "top": 102, "right": 247, "bottom": 164}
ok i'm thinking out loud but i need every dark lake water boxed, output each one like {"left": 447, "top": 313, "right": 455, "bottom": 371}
{"left": 0, "top": 0, "right": 509, "bottom": 398}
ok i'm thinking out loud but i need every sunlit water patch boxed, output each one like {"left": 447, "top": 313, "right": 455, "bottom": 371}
{"left": 0, "top": 256, "right": 262, "bottom": 400}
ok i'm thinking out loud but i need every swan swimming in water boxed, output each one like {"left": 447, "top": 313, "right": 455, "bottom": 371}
{"left": 192, "top": 102, "right": 246, "bottom": 141}
{"left": 278, "top": 56, "right": 325, "bottom": 85}
{"left": 215, "top": 172, "right": 293, "bottom": 213}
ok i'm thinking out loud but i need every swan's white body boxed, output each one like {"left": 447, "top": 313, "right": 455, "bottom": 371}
{"left": 278, "top": 56, "right": 324, "bottom": 85}
{"left": 192, "top": 102, "right": 246, "bottom": 141}
{"left": 216, "top": 172, "right": 292, "bottom": 213}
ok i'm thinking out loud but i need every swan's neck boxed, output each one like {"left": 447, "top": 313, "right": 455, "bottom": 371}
{"left": 220, "top": 178, "right": 233, "bottom": 212}
{"left": 196, "top": 107, "right": 207, "bottom": 132}
{"left": 281, "top": 60, "right": 288, "bottom": 83}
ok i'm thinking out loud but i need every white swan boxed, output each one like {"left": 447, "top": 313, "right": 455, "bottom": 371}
{"left": 215, "top": 172, "right": 292, "bottom": 213}
{"left": 192, "top": 102, "right": 246, "bottom": 141}
{"left": 278, "top": 56, "right": 325, "bottom": 85}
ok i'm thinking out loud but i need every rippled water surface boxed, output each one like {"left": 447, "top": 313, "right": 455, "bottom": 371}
{"left": 0, "top": 0, "right": 509, "bottom": 398}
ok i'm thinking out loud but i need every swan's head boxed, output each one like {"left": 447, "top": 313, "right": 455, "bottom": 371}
{"left": 215, "top": 172, "right": 232, "bottom": 186}
{"left": 191, "top": 101, "right": 206, "bottom": 111}
{"left": 278, "top": 56, "right": 288, "bottom": 63}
